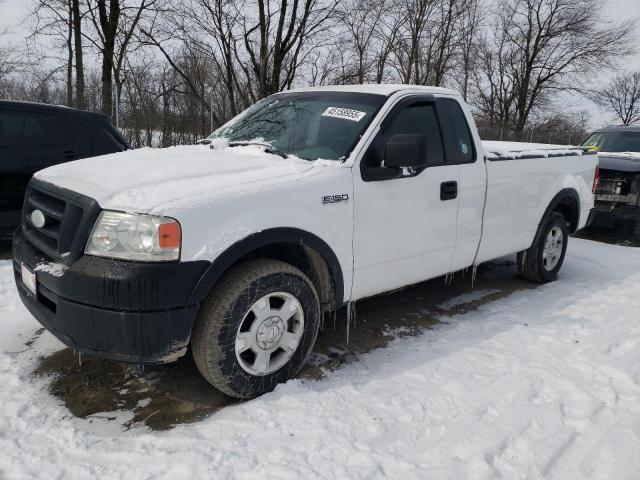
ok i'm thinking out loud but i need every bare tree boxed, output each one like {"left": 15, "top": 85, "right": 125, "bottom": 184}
{"left": 482, "top": 0, "right": 636, "bottom": 132}
{"left": 0, "top": 33, "right": 20, "bottom": 83}
{"left": 28, "top": 0, "right": 76, "bottom": 105}
{"left": 387, "top": 0, "right": 478, "bottom": 86}
{"left": 455, "top": 0, "right": 482, "bottom": 99}
{"left": 238, "top": 0, "right": 339, "bottom": 99}
{"left": 473, "top": 12, "right": 516, "bottom": 128}
{"left": 72, "top": 0, "right": 86, "bottom": 108}
{"left": 595, "top": 72, "right": 640, "bottom": 126}
{"left": 86, "top": 0, "right": 157, "bottom": 117}
{"left": 337, "top": 0, "right": 390, "bottom": 84}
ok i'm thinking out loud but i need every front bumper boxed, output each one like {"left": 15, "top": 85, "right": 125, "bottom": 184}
{"left": 13, "top": 230, "right": 209, "bottom": 364}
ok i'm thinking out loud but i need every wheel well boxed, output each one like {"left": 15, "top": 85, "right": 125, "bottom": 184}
{"left": 230, "top": 242, "right": 337, "bottom": 312}
{"left": 551, "top": 194, "right": 579, "bottom": 233}
{"left": 187, "top": 228, "right": 344, "bottom": 311}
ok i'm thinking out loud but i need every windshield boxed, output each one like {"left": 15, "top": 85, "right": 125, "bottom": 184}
{"left": 582, "top": 131, "right": 640, "bottom": 152}
{"left": 208, "top": 91, "right": 386, "bottom": 161}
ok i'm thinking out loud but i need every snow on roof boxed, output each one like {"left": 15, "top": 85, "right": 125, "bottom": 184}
{"left": 283, "top": 83, "right": 459, "bottom": 97}
{"left": 482, "top": 140, "right": 592, "bottom": 159}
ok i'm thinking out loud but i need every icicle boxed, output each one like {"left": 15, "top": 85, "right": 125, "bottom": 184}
{"left": 471, "top": 264, "right": 479, "bottom": 288}
{"left": 345, "top": 301, "right": 356, "bottom": 345}
{"left": 346, "top": 302, "right": 351, "bottom": 345}
{"left": 78, "top": 351, "right": 82, "bottom": 367}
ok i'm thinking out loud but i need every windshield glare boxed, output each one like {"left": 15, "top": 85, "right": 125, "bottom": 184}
{"left": 582, "top": 131, "right": 640, "bottom": 152}
{"left": 209, "top": 92, "right": 386, "bottom": 161}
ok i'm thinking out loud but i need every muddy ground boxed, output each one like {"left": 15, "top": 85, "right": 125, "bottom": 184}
{"left": 31, "top": 259, "right": 535, "bottom": 431}
{"left": 3, "top": 226, "right": 634, "bottom": 431}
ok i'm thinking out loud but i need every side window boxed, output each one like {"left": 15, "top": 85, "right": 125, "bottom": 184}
{"left": 0, "top": 110, "right": 26, "bottom": 146}
{"left": 57, "top": 116, "right": 79, "bottom": 145}
{"left": 0, "top": 110, "right": 59, "bottom": 147}
{"left": 436, "top": 98, "right": 475, "bottom": 164}
{"left": 385, "top": 103, "right": 444, "bottom": 166}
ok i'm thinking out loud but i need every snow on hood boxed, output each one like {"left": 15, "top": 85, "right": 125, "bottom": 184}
{"left": 34, "top": 145, "right": 320, "bottom": 213}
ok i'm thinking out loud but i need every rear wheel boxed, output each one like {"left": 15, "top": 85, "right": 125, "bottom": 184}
{"left": 191, "top": 259, "right": 320, "bottom": 399}
{"left": 517, "top": 212, "right": 569, "bottom": 283}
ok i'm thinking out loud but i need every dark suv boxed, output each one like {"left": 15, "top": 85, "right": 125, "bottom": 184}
{"left": 0, "top": 101, "right": 129, "bottom": 238}
{"left": 582, "top": 125, "right": 640, "bottom": 241}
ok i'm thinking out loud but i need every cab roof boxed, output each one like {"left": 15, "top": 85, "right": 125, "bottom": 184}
{"left": 0, "top": 99, "right": 107, "bottom": 118}
{"left": 284, "top": 84, "right": 459, "bottom": 97}
{"left": 594, "top": 124, "right": 640, "bottom": 133}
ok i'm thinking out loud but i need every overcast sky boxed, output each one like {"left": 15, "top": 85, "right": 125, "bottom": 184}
{"left": 2, "top": 0, "right": 640, "bottom": 127}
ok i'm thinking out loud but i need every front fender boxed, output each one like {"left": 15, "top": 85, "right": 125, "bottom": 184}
{"left": 186, "top": 227, "right": 345, "bottom": 307}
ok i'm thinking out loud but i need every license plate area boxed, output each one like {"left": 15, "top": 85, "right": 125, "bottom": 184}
{"left": 21, "top": 263, "right": 37, "bottom": 295}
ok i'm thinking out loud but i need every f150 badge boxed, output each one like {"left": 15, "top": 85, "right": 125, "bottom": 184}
{"left": 322, "top": 194, "right": 349, "bottom": 205}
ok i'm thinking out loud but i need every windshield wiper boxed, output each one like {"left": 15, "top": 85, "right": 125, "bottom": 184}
{"left": 227, "top": 141, "right": 288, "bottom": 159}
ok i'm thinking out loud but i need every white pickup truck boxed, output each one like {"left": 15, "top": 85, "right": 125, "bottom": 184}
{"left": 13, "top": 85, "right": 598, "bottom": 398}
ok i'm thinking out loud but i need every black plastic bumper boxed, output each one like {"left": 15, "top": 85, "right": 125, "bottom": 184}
{"left": 12, "top": 230, "right": 209, "bottom": 364}
{"left": 591, "top": 208, "right": 640, "bottom": 229}
{"left": 584, "top": 208, "right": 595, "bottom": 229}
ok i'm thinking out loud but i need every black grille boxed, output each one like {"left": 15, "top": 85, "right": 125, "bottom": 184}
{"left": 22, "top": 179, "right": 101, "bottom": 264}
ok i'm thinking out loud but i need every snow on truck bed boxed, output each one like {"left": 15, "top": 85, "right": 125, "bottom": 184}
{"left": 2, "top": 238, "right": 640, "bottom": 479}
{"left": 483, "top": 140, "right": 590, "bottom": 160}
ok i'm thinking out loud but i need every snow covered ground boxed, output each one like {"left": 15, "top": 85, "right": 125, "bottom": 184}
{"left": 1, "top": 238, "right": 640, "bottom": 479}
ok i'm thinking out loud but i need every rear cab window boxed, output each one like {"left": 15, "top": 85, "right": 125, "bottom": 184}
{"left": 435, "top": 98, "right": 476, "bottom": 164}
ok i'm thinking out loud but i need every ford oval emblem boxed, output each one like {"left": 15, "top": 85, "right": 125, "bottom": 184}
{"left": 31, "top": 209, "right": 46, "bottom": 228}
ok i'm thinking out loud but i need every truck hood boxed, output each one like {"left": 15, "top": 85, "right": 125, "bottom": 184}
{"left": 34, "top": 145, "right": 318, "bottom": 213}
{"left": 597, "top": 152, "right": 640, "bottom": 173}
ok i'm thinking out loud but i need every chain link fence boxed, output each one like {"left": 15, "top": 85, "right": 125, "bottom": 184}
{"left": 476, "top": 124, "right": 588, "bottom": 146}
{"left": 114, "top": 93, "right": 214, "bottom": 148}
{"left": 109, "top": 82, "right": 590, "bottom": 149}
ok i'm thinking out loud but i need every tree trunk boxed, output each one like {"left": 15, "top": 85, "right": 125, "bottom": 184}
{"left": 97, "top": 0, "right": 120, "bottom": 118}
{"left": 101, "top": 47, "right": 114, "bottom": 117}
{"left": 72, "top": 0, "right": 85, "bottom": 109}
{"left": 66, "top": 0, "right": 73, "bottom": 106}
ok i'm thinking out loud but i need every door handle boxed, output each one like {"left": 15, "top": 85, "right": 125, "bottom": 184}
{"left": 440, "top": 181, "right": 458, "bottom": 201}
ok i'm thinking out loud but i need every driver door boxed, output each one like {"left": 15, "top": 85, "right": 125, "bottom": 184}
{"left": 351, "top": 95, "right": 460, "bottom": 299}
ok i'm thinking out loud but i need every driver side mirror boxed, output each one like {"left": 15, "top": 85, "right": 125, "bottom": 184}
{"left": 384, "top": 134, "right": 429, "bottom": 169}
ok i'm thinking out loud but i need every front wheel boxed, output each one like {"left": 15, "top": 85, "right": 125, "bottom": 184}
{"left": 191, "top": 259, "right": 320, "bottom": 399}
{"left": 517, "top": 212, "right": 569, "bottom": 283}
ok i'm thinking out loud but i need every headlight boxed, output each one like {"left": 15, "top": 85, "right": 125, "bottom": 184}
{"left": 85, "top": 211, "right": 181, "bottom": 262}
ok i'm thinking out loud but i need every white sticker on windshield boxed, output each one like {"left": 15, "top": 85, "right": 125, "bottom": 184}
{"left": 321, "top": 107, "right": 367, "bottom": 122}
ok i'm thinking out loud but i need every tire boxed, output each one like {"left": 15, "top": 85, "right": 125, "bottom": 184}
{"left": 517, "top": 212, "right": 569, "bottom": 283}
{"left": 191, "top": 259, "right": 320, "bottom": 399}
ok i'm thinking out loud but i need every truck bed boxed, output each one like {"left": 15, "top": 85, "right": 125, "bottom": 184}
{"left": 482, "top": 141, "right": 593, "bottom": 160}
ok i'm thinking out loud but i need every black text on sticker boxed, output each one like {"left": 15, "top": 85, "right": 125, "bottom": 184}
{"left": 321, "top": 107, "right": 366, "bottom": 122}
